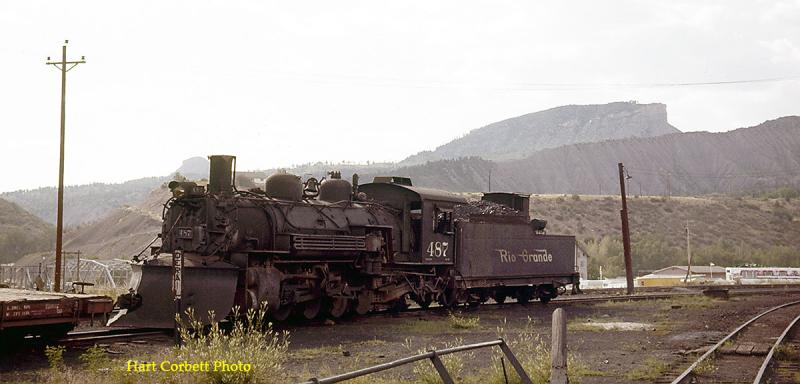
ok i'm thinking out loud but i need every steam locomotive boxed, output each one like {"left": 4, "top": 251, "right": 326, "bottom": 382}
{"left": 112, "top": 155, "right": 579, "bottom": 328}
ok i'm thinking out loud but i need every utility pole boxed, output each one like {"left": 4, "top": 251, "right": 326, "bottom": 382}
{"left": 46, "top": 40, "right": 86, "bottom": 292}
{"left": 666, "top": 171, "right": 672, "bottom": 200}
{"left": 618, "top": 163, "right": 634, "bottom": 294}
{"left": 684, "top": 221, "right": 692, "bottom": 283}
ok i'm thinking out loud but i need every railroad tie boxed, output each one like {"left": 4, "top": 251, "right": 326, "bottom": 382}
{"left": 723, "top": 342, "right": 771, "bottom": 356}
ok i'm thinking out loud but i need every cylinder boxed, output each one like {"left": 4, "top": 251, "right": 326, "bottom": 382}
{"left": 208, "top": 155, "right": 236, "bottom": 195}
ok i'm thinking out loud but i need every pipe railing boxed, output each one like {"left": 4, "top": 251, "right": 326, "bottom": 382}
{"left": 299, "top": 338, "right": 532, "bottom": 384}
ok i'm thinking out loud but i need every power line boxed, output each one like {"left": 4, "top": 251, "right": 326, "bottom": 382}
{"left": 260, "top": 67, "right": 800, "bottom": 91}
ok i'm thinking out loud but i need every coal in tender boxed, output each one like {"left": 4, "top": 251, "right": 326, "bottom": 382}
{"left": 454, "top": 200, "right": 520, "bottom": 221}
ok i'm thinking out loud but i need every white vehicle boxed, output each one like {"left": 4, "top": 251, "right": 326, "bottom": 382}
{"left": 726, "top": 267, "right": 800, "bottom": 282}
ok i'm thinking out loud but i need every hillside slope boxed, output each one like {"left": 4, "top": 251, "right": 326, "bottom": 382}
{"left": 402, "top": 102, "right": 679, "bottom": 165}
{"left": 530, "top": 193, "right": 800, "bottom": 277}
{"left": 61, "top": 186, "right": 169, "bottom": 261}
{"left": 494, "top": 116, "right": 800, "bottom": 195}
{"left": 0, "top": 198, "right": 54, "bottom": 264}
{"left": 1, "top": 177, "right": 166, "bottom": 227}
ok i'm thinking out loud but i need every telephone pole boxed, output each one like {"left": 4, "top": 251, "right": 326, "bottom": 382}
{"left": 684, "top": 221, "right": 692, "bottom": 283}
{"left": 618, "top": 163, "right": 634, "bottom": 294}
{"left": 46, "top": 40, "right": 86, "bottom": 292}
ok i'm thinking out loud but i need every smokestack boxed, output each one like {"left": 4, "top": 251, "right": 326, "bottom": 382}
{"left": 208, "top": 155, "right": 236, "bottom": 195}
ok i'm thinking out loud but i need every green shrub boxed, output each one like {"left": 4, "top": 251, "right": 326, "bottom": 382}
{"left": 79, "top": 345, "right": 108, "bottom": 372}
{"left": 167, "top": 305, "right": 290, "bottom": 384}
{"left": 45, "top": 345, "right": 66, "bottom": 370}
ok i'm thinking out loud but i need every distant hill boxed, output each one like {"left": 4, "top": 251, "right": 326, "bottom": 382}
{"left": 254, "top": 116, "right": 800, "bottom": 197}
{"left": 60, "top": 186, "right": 169, "bottom": 261}
{"left": 175, "top": 156, "right": 210, "bottom": 180}
{"left": 401, "top": 102, "right": 680, "bottom": 165}
{"left": 493, "top": 116, "right": 800, "bottom": 195}
{"left": 0, "top": 198, "right": 53, "bottom": 264}
{"left": 15, "top": 186, "right": 169, "bottom": 265}
{"left": 0, "top": 177, "right": 167, "bottom": 227}
{"left": 373, "top": 116, "right": 800, "bottom": 196}
{"left": 357, "top": 157, "right": 494, "bottom": 192}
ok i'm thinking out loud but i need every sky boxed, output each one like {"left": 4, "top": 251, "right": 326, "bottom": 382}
{"left": 1, "top": 1, "right": 799, "bottom": 192}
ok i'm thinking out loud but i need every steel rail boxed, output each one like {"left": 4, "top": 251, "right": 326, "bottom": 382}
{"left": 752, "top": 312, "right": 800, "bottom": 383}
{"left": 366, "top": 286, "right": 800, "bottom": 321}
{"left": 670, "top": 299, "right": 800, "bottom": 384}
{"left": 59, "top": 327, "right": 169, "bottom": 344}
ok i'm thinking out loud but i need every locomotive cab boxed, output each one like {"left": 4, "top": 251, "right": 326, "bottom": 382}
{"left": 359, "top": 180, "right": 466, "bottom": 264}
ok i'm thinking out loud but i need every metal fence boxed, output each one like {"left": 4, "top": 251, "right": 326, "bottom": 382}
{"left": 299, "top": 338, "right": 533, "bottom": 384}
{"left": 0, "top": 258, "right": 132, "bottom": 291}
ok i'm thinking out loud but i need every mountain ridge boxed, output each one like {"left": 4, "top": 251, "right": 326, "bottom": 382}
{"left": 401, "top": 101, "right": 680, "bottom": 165}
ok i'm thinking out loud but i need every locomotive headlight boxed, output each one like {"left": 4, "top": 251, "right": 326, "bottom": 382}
{"left": 172, "top": 186, "right": 186, "bottom": 198}
{"left": 168, "top": 181, "right": 203, "bottom": 199}
{"left": 168, "top": 181, "right": 186, "bottom": 198}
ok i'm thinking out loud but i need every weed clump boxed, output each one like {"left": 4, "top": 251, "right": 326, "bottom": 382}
{"left": 625, "top": 357, "right": 668, "bottom": 380}
{"left": 693, "top": 356, "right": 716, "bottom": 375}
{"left": 45, "top": 345, "right": 66, "bottom": 371}
{"left": 448, "top": 312, "right": 480, "bottom": 329}
{"left": 79, "top": 345, "right": 109, "bottom": 372}
{"left": 406, "top": 338, "right": 473, "bottom": 384}
{"left": 40, "top": 305, "right": 290, "bottom": 384}
{"left": 167, "top": 305, "right": 290, "bottom": 384}
{"left": 486, "top": 318, "right": 587, "bottom": 384}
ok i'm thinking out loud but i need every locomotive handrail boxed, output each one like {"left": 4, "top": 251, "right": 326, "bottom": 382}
{"left": 299, "top": 338, "right": 532, "bottom": 384}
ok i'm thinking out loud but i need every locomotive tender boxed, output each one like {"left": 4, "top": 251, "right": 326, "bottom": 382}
{"left": 113, "top": 155, "right": 579, "bottom": 328}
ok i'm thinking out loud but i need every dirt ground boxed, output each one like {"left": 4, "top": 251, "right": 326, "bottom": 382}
{"left": 278, "top": 292, "right": 800, "bottom": 383}
{"left": 2, "top": 290, "right": 800, "bottom": 383}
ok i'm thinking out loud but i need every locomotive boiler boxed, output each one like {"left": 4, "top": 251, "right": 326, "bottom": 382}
{"left": 112, "top": 155, "right": 579, "bottom": 328}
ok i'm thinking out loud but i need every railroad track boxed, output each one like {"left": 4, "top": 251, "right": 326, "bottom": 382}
{"left": 58, "top": 328, "right": 170, "bottom": 346}
{"left": 669, "top": 299, "right": 800, "bottom": 384}
{"left": 44, "top": 284, "right": 800, "bottom": 346}
{"left": 376, "top": 285, "right": 800, "bottom": 317}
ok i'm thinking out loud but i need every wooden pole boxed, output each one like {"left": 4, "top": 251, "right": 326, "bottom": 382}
{"left": 53, "top": 43, "right": 67, "bottom": 291}
{"left": 684, "top": 221, "right": 692, "bottom": 283}
{"left": 618, "top": 163, "right": 634, "bottom": 294}
{"left": 45, "top": 41, "right": 85, "bottom": 292}
{"left": 551, "top": 308, "right": 568, "bottom": 384}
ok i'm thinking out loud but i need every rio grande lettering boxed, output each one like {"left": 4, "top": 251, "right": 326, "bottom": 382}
{"left": 496, "top": 248, "right": 553, "bottom": 263}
